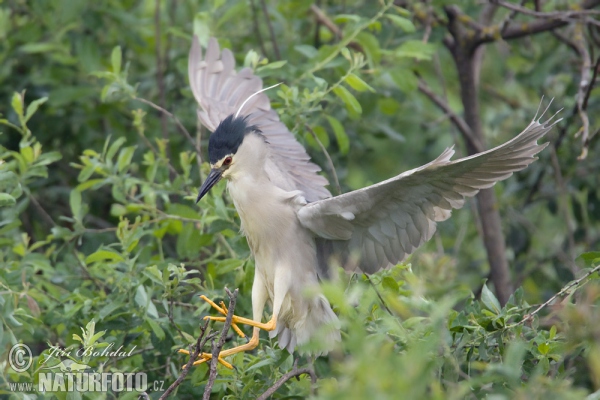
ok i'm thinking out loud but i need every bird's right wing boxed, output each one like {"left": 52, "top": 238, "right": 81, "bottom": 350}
{"left": 298, "top": 111, "right": 559, "bottom": 275}
{"left": 188, "top": 36, "right": 331, "bottom": 202}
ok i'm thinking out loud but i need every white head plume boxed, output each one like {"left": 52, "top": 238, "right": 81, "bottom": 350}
{"left": 235, "top": 82, "right": 282, "bottom": 118}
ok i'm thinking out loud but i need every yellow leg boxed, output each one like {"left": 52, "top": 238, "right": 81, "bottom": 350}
{"left": 177, "top": 295, "right": 278, "bottom": 369}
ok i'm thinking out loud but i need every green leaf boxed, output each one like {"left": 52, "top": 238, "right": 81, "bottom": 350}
{"left": 106, "top": 137, "right": 127, "bottom": 161}
{"left": 326, "top": 116, "right": 349, "bottom": 155}
{"left": 577, "top": 251, "right": 600, "bottom": 266}
{"left": 395, "top": 40, "right": 437, "bottom": 61}
{"left": 256, "top": 60, "right": 287, "bottom": 72}
{"left": 85, "top": 249, "right": 125, "bottom": 264}
{"left": 386, "top": 14, "right": 415, "bottom": 33}
{"left": 70, "top": 190, "right": 82, "bottom": 220}
{"left": 382, "top": 276, "right": 399, "bottom": 292}
{"left": 145, "top": 317, "right": 165, "bottom": 340}
{"left": 538, "top": 342, "right": 550, "bottom": 355}
{"left": 11, "top": 92, "right": 24, "bottom": 118}
{"left": 135, "top": 285, "right": 148, "bottom": 308}
{"left": 390, "top": 69, "right": 418, "bottom": 93}
{"left": 24, "top": 97, "right": 48, "bottom": 122}
{"left": 0, "top": 193, "right": 16, "bottom": 207}
{"left": 355, "top": 31, "right": 381, "bottom": 65}
{"left": 345, "top": 73, "right": 375, "bottom": 93}
{"left": 333, "top": 86, "right": 362, "bottom": 115}
{"left": 481, "top": 283, "right": 502, "bottom": 314}
{"left": 117, "top": 146, "right": 136, "bottom": 172}
{"left": 111, "top": 46, "right": 122, "bottom": 73}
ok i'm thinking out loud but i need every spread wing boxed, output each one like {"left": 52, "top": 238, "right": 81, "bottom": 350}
{"left": 188, "top": 36, "right": 331, "bottom": 202}
{"left": 298, "top": 112, "right": 559, "bottom": 274}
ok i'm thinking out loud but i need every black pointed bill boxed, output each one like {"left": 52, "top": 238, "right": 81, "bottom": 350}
{"left": 196, "top": 168, "right": 223, "bottom": 202}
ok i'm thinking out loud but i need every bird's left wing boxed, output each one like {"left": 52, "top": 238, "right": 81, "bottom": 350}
{"left": 298, "top": 112, "right": 559, "bottom": 275}
{"left": 188, "top": 36, "right": 331, "bottom": 201}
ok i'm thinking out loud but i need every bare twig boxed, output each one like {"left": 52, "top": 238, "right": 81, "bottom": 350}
{"left": 548, "top": 146, "right": 577, "bottom": 271}
{"left": 159, "top": 319, "right": 211, "bottom": 400}
{"left": 476, "top": 0, "right": 600, "bottom": 44}
{"left": 168, "top": 296, "right": 187, "bottom": 343}
{"left": 260, "top": 0, "right": 281, "bottom": 60}
{"left": 29, "top": 194, "right": 57, "bottom": 227}
{"left": 133, "top": 97, "right": 198, "bottom": 153}
{"left": 497, "top": 0, "right": 526, "bottom": 34}
{"left": 257, "top": 359, "right": 318, "bottom": 400}
{"left": 250, "top": 0, "right": 268, "bottom": 57}
{"left": 203, "top": 288, "right": 239, "bottom": 400}
{"left": 305, "top": 124, "right": 341, "bottom": 195}
{"left": 571, "top": 22, "right": 592, "bottom": 159}
{"left": 310, "top": 4, "right": 341, "bottom": 39}
{"left": 309, "top": 4, "right": 364, "bottom": 53}
{"left": 365, "top": 275, "right": 393, "bottom": 315}
{"left": 416, "top": 79, "right": 484, "bottom": 153}
{"left": 515, "top": 263, "right": 600, "bottom": 326}
{"left": 154, "top": 0, "right": 168, "bottom": 140}
{"left": 492, "top": 0, "right": 600, "bottom": 19}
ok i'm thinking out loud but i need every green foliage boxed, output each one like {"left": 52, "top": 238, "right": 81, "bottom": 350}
{"left": 1, "top": 0, "right": 599, "bottom": 399}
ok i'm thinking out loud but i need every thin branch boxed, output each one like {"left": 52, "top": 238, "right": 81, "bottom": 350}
{"left": 159, "top": 319, "right": 211, "bottom": 400}
{"left": 416, "top": 79, "right": 484, "bottom": 153}
{"left": 154, "top": 0, "right": 168, "bottom": 140}
{"left": 133, "top": 97, "right": 198, "bottom": 153}
{"left": 28, "top": 194, "right": 57, "bottom": 227}
{"left": 310, "top": 4, "right": 340, "bottom": 39}
{"left": 498, "top": 0, "right": 526, "bottom": 34}
{"left": 570, "top": 22, "right": 593, "bottom": 160}
{"left": 548, "top": 146, "right": 577, "bottom": 271}
{"left": 250, "top": 0, "right": 268, "bottom": 57}
{"left": 305, "top": 124, "right": 341, "bottom": 195}
{"left": 515, "top": 263, "right": 600, "bottom": 326}
{"left": 365, "top": 275, "right": 393, "bottom": 315}
{"left": 168, "top": 296, "right": 187, "bottom": 343}
{"left": 259, "top": 0, "right": 281, "bottom": 60}
{"left": 477, "top": 0, "right": 600, "bottom": 45}
{"left": 492, "top": 0, "right": 600, "bottom": 19}
{"left": 257, "top": 359, "right": 317, "bottom": 400}
{"left": 203, "top": 288, "right": 238, "bottom": 400}
{"left": 309, "top": 4, "right": 364, "bottom": 52}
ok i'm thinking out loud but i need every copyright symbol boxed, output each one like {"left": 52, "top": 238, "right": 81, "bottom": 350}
{"left": 8, "top": 344, "right": 33, "bottom": 372}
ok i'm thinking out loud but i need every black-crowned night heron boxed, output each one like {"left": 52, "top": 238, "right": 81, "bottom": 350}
{"left": 180, "top": 37, "right": 558, "bottom": 368}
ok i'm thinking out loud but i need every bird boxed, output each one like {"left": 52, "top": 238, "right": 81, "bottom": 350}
{"left": 180, "top": 36, "right": 559, "bottom": 368}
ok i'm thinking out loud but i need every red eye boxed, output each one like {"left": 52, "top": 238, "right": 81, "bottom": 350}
{"left": 223, "top": 157, "right": 232, "bottom": 166}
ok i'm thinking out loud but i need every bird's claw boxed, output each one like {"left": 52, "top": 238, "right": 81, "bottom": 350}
{"left": 177, "top": 349, "right": 233, "bottom": 369}
{"left": 200, "top": 295, "right": 247, "bottom": 338}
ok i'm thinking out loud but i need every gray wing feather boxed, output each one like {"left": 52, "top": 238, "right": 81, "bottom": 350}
{"left": 300, "top": 113, "right": 559, "bottom": 275}
{"left": 189, "top": 36, "right": 331, "bottom": 201}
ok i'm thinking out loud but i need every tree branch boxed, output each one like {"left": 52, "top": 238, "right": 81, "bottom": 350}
{"left": 257, "top": 359, "right": 318, "bottom": 400}
{"left": 133, "top": 97, "right": 199, "bottom": 154}
{"left": 417, "top": 78, "right": 483, "bottom": 153}
{"left": 478, "top": 0, "right": 600, "bottom": 44}
{"left": 305, "top": 124, "right": 341, "bottom": 195}
{"left": 492, "top": 0, "right": 600, "bottom": 19}
{"left": 515, "top": 263, "right": 600, "bottom": 326}
{"left": 260, "top": 0, "right": 281, "bottom": 60}
{"left": 159, "top": 319, "right": 211, "bottom": 400}
{"left": 154, "top": 0, "right": 168, "bottom": 141}
{"left": 203, "top": 288, "right": 239, "bottom": 399}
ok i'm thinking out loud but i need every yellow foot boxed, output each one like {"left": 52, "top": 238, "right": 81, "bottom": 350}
{"left": 178, "top": 349, "right": 233, "bottom": 369}
{"left": 200, "top": 295, "right": 247, "bottom": 338}
{"left": 200, "top": 295, "right": 277, "bottom": 332}
{"left": 178, "top": 331, "right": 260, "bottom": 370}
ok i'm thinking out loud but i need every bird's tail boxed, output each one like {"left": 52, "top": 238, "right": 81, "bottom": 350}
{"left": 269, "top": 295, "right": 340, "bottom": 355}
